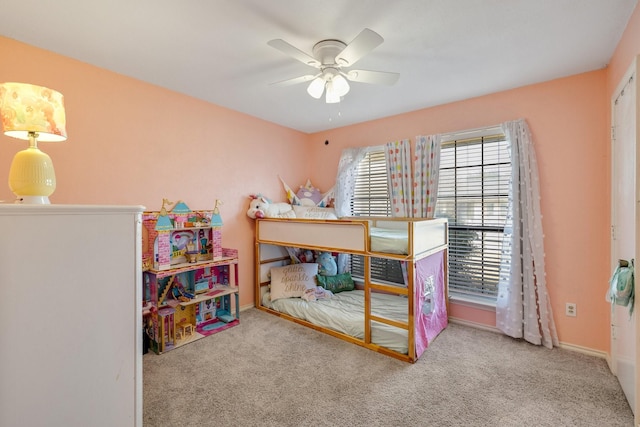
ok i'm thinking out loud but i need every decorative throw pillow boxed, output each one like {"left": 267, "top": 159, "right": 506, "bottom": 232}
{"left": 279, "top": 176, "right": 334, "bottom": 207}
{"left": 316, "top": 272, "right": 355, "bottom": 294}
{"left": 270, "top": 263, "right": 318, "bottom": 301}
{"left": 296, "top": 184, "right": 323, "bottom": 206}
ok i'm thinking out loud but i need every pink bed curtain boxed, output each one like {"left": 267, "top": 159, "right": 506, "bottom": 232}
{"left": 414, "top": 250, "right": 448, "bottom": 358}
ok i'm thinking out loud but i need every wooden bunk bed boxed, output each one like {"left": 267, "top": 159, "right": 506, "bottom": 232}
{"left": 254, "top": 216, "right": 449, "bottom": 363}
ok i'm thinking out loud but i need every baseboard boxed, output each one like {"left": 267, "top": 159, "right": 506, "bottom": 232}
{"left": 558, "top": 341, "right": 608, "bottom": 360}
{"left": 449, "top": 317, "right": 609, "bottom": 361}
{"left": 240, "top": 302, "right": 256, "bottom": 312}
{"left": 448, "top": 316, "right": 501, "bottom": 333}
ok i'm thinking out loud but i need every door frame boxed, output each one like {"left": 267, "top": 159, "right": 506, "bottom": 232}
{"left": 610, "top": 54, "right": 639, "bottom": 421}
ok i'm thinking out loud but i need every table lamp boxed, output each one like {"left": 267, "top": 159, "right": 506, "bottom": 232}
{"left": 0, "top": 82, "right": 67, "bottom": 204}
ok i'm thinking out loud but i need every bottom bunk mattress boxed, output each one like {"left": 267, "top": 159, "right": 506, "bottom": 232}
{"left": 263, "top": 289, "right": 410, "bottom": 354}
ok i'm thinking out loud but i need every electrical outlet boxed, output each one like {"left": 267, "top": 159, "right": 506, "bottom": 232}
{"left": 566, "top": 303, "right": 577, "bottom": 317}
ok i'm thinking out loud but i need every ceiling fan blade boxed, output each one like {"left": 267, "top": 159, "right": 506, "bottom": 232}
{"left": 345, "top": 69, "right": 399, "bottom": 85}
{"left": 270, "top": 74, "right": 319, "bottom": 87}
{"left": 267, "top": 39, "right": 321, "bottom": 68}
{"left": 335, "top": 28, "right": 384, "bottom": 67}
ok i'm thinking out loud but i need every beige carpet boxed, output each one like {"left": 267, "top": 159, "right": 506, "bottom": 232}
{"left": 143, "top": 308, "right": 634, "bottom": 426}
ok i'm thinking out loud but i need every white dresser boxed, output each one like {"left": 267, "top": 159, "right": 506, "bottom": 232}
{"left": 0, "top": 204, "right": 144, "bottom": 427}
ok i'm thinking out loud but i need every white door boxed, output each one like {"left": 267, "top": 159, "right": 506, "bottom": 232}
{"left": 611, "top": 58, "right": 637, "bottom": 416}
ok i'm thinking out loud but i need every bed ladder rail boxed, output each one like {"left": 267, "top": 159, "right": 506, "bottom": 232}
{"left": 369, "top": 314, "right": 409, "bottom": 330}
{"left": 363, "top": 280, "right": 411, "bottom": 350}
{"left": 368, "top": 282, "right": 408, "bottom": 295}
{"left": 364, "top": 256, "right": 416, "bottom": 359}
{"left": 365, "top": 283, "right": 410, "bottom": 332}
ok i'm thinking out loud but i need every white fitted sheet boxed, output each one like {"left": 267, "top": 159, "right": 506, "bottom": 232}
{"left": 263, "top": 289, "right": 408, "bottom": 354}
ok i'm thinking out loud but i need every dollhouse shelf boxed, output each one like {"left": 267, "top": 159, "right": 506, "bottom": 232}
{"left": 172, "top": 225, "right": 210, "bottom": 230}
{"left": 142, "top": 201, "right": 239, "bottom": 355}
{"left": 178, "top": 285, "right": 239, "bottom": 307}
{"left": 148, "top": 256, "right": 238, "bottom": 279}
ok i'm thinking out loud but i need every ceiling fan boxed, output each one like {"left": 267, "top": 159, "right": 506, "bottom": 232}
{"left": 268, "top": 28, "right": 399, "bottom": 103}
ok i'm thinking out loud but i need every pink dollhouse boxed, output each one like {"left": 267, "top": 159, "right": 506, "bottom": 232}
{"left": 142, "top": 199, "right": 240, "bottom": 354}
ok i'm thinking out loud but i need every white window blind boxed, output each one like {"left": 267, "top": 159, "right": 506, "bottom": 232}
{"left": 351, "top": 150, "right": 390, "bottom": 216}
{"left": 435, "top": 134, "right": 511, "bottom": 301}
{"left": 350, "top": 150, "right": 404, "bottom": 285}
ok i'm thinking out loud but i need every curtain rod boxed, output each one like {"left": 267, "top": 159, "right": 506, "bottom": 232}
{"left": 440, "top": 124, "right": 504, "bottom": 142}
{"left": 441, "top": 133, "right": 506, "bottom": 145}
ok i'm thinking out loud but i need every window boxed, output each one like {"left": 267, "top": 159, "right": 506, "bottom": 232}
{"left": 435, "top": 134, "right": 511, "bottom": 302}
{"left": 350, "top": 150, "right": 404, "bottom": 285}
{"left": 347, "top": 133, "right": 512, "bottom": 299}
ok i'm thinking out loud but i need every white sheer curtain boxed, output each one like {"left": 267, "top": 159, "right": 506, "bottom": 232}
{"left": 334, "top": 146, "right": 380, "bottom": 217}
{"left": 414, "top": 135, "right": 441, "bottom": 218}
{"left": 496, "top": 119, "right": 558, "bottom": 348}
{"left": 334, "top": 145, "right": 383, "bottom": 273}
{"left": 385, "top": 139, "right": 412, "bottom": 217}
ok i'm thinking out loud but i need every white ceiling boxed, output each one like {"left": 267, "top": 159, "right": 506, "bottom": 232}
{"left": 1, "top": 0, "right": 637, "bottom": 133}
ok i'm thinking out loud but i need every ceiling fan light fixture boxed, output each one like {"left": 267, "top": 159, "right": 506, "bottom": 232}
{"left": 307, "top": 77, "right": 325, "bottom": 99}
{"left": 325, "top": 81, "right": 341, "bottom": 104}
{"left": 332, "top": 74, "right": 350, "bottom": 97}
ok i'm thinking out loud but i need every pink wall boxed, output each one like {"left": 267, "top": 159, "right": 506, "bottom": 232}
{"left": 307, "top": 70, "right": 611, "bottom": 351}
{"left": 0, "top": 37, "right": 310, "bottom": 309}
{"left": 3, "top": 2, "right": 640, "bottom": 353}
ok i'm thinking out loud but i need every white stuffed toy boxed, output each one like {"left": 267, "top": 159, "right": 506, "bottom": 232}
{"left": 246, "top": 194, "right": 295, "bottom": 219}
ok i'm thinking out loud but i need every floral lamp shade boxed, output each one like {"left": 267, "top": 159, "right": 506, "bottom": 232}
{"left": 0, "top": 82, "right": 67, "bottom": 142}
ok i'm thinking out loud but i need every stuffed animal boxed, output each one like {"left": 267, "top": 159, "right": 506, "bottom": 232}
{"left": 317, "top": 252, "right": 337, "bottom": 276}
{"left": 299, "top": 250, "right": 315, "bottom": 263}
{"left": 280, "top": 176, "right": 334, "bottom": 208}
{"left": 246, "top": 194, "right": 295, "bottom": 219}
{"left": 296, "top": 184, "right": 323, "bottom": 206}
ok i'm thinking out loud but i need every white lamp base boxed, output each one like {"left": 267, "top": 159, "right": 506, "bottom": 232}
{"left": 15, "top": 195, "right": 51, "bottom": 204}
